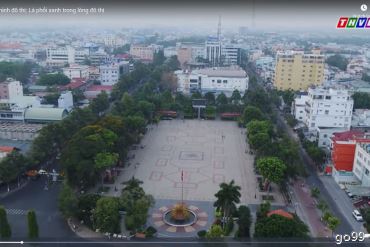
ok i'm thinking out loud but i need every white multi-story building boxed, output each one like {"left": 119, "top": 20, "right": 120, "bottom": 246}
{"left": 291, "top": 93, "right": 309, "bottom": 122}
{"left": 164, "top": 47, "right": 177, "bottom": 58}
{"left": 99, "top": 61, "right": 130, "bottom": 86}
{"left": 305, "top": 87, "right": 353, "bottom": 131}
{"left": 62, "top": 64, "right": 89, "bottom": 79}
{"left": 353, "top": 142, "right": 370, "bottom": 187}
{"left": 205, "top": 37, "right": 222, "bottom": 67}
{"left": 176, "top": 66, "right": 248, "bottom": 96}
{"left": 46, "top": 46, "right": 88, "bottom": 67}
{"left": 222, "top": 45, "right": 241, "bottom": 66}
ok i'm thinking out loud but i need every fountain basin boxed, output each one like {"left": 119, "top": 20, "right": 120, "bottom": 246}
{"left": 162, "top": 208, "right": 197, "bottom": 227}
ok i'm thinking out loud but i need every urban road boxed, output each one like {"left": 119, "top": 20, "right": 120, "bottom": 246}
{"left": 245, "top": 63, "right": 357, "bottom": 235}
{"left": 275, "top": 106, "right": 356, "bottom": 235}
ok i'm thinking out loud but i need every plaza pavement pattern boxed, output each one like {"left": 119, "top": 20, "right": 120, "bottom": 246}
{"left": 111, "top": 119, "right": 285, "bottom": 237}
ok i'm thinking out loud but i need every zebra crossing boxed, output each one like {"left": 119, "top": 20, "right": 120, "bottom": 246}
{"left": 6, "top": 209, "right": 29, "bottom": 215}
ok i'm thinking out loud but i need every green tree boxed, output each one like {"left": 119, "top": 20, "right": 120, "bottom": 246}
{"left": 257, "top": 157, "right": 286, "bottom": 190}
{"left": 214, "top": 180, "right": 241, "bottom": 228}
{"left": 94, "top": 197, "right": 120, "bottom": 233}
{"left": 230, "top": 90, "right": 241, "bottom": 105}
{"left": 242, "top": 106, "right": 265, "bottom": 124}
{"left": 326, "top": 54, "right": 348, "bottom": 71}
{"left": 120, "top": 177, "right": 155, "bottom": 230}
{"left": 0, "top": 150, "right": 28, "bottom": 190}
{"left": 90, "top": 91, "right": 110, "bottom": 116}
{"left": 311, "top": 187, "right": 320, "bottom": 198}
{"left": 236, "top": 205, "right": 251, "bottom": 238}
{"left": 0, "top": 206, "right": 11, "bottom": 238}
{"left": 37, "top": 73, "right": 70, "bottom": 86}
{"left": 191, "top": 91, "right": 202, "bottom": 99}
{"left": 352, "top": 92, "right": 370, "bottom": 109}
{"left": 254, "top": 214, "right": 309, "bottom": 238}
{"left": 112, "top": 44, "right": 131, "bottom": 55}
{"left": 61, "top": 125, "right": 118, "bottom": 188}
{"left": 153, "top": 50, "right": 166, "bottom": 66}
{"left": 204, "top": 92, "right": 216, "bottom": 105}
{"left": 27, "top": 210, "right": 39, "bottom": 239}
{"left": 206, "top": 224, "right": 224, "bottom": 239}
{"left": 246, "top": 120, "right": 273, "bottom": 138}
{"left": 327, "top": 216, "right": 340, "bottom": 235}
{"left": 256, "top": 201, "right": 271, "bottom": 220}
{"left": 248, "top": 132, "right": 271, "bottom": 151}
{"left": 42, "top": 93, "right": 61, "bottom": 105}
{"left": 0, "top": 61, "right": 34, "bottom": 83}
{"left": 94, "top": 152, "right": 119, "bottom": 185}
{"left": 58, "top": 183, "right": 78, "bottom": 217}
{"left": 76, "top": 194, "right": 101, "bottom": 229}
{"left": 216, "top": 93, "right": 228, "bottom": 106}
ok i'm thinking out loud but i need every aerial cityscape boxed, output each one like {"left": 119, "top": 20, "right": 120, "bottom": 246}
{"left": 0, "top": 0, "right": 370, "bottom": 246}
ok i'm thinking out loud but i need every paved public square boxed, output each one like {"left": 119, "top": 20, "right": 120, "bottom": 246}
{"left": 122, "top": 119, "right": 262, "bottom": 205}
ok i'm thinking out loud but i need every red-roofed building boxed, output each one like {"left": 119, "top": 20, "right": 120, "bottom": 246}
{"left": 331, "top": 130, "right": 369, "bottom": 172}
{"left": 114, "top": 54, "right": 131, "bottom": 60}
{"left": 0, "top": 146, "right": 16, "bottom": 159}
{"left": 84, "top": 84, "right": 113, "bottom": 99}
{"left": 267, "top": 209, "right": 294, "bottom": 219}
{"left": 329, "top": 130, "right": 370, "bottom": 184}
{"left": 58, "top": 78, "right": 87, "bottom": 91}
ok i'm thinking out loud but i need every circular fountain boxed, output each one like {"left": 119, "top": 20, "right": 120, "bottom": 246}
{"left": 162, "top": 203, "right": 197, "bottom": 227}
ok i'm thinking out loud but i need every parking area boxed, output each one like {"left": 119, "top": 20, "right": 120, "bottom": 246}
{"left": 320, "top": 176, "right": 365, "bottom": 232}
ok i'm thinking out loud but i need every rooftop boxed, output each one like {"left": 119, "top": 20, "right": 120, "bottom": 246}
{"left": 86, "top": 85, "right": 113, "bottom": 92}
{"left": 25, "top": 107, "right": 68, "bottom": 122}
{"left": 267, "top": 209, "right": 294, "bottom": 219}
{"left": 196, "top": 67, "right": 247, "bottom": 78}
{"left": 0, "top": 146, "right": 16, "bottom": 153}
{"left": 331, "top": 130, "right": 365, "bottom": 142}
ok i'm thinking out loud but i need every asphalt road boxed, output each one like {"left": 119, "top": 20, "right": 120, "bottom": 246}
{"left": 275, "top": 109, "right": 354, "bottom": 234}
{"left": 0, "top": 176, "right": 74, "bottom": 240}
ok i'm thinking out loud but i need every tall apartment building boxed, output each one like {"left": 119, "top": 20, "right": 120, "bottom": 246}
{"left": 222, "top": 45, "right": 241, "bottom": 66}
{"left": 273, "top": 49, "right": 324, "bottom": 90}
{"left": 353, "top": 142, "right": 370, "bottom": 187}
{"left": 305, "top": 87, "right": 353, "bottom": 131}
{"left": 205, "top": 37, "right": 222, "bottom": 67}
{"left": 99, "top": 61, "right": 130, "bottom": 86}
{"left": 129, "top": 44, "right": 156, "bottom": 61}
{"left": 175, "top": 66, "right": 248, "bottom": 96}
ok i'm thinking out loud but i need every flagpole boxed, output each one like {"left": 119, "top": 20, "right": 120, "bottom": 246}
{"left": 181, "top": 170, "right": 184, "bottom": 205}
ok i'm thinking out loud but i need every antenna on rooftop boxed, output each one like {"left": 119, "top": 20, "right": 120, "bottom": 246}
{"left": 217, "top": 15, "right": 222, "bottom": 41}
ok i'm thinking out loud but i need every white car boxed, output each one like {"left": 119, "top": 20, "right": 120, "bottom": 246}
{"left": 352, "top": 210, "right": 363, "bottom": 221}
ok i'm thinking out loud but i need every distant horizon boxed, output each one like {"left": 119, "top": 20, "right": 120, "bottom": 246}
{"left": 0, "top": 1, "right": 370, "bottom": 33}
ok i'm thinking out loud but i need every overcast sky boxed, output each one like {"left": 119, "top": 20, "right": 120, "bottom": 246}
{"left": 0, "top": 0, "right": 370, "bottom": 32}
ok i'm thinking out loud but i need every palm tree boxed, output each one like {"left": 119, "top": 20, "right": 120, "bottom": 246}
{"left": 214, "top": 180, "right": 241, "bottom": 228}
{"left": 122, "top": 176, "right": 143, "bottom": 191}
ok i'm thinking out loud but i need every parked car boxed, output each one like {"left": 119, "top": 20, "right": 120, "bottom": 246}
{"left": 346, "top": 190, "right": 354, "bottom": 198}
{"left": 352, "top": 209, "right": 363, "bottom": 221}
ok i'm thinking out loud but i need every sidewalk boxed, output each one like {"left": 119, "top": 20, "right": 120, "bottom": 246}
{"left": 67, "top": 217, "right": 102, "bottom": 239}
{"left": 292, "top": 179, "right": 330, "bottom": 238}
{"left": 0, "top": 178, "right": 30, "bottom": 199}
